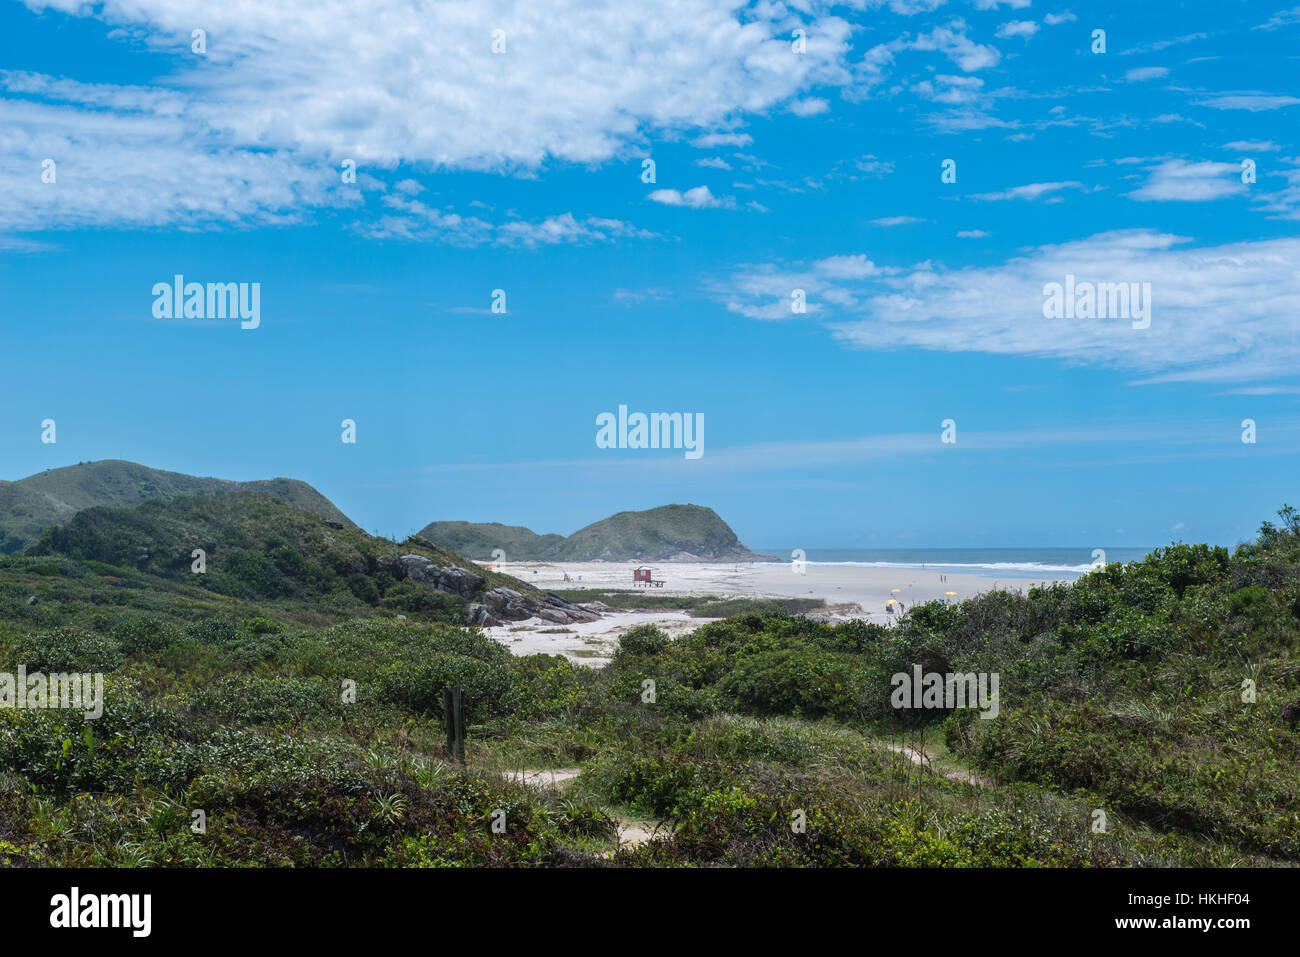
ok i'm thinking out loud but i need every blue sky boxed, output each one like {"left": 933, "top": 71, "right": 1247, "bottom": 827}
{"left": 2, "top": 0, "right": 1298, "bottom": 550}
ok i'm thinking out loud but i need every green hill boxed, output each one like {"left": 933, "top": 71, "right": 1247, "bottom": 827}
{"left": 418, "top": 521, "right": 566, "bottom": 561}
{"left": 22, "top": 492, "right": 594, "bottom": 627}
{"left": 0, "top": 459, "right": 353, "bottom": 554}
{"left": 556, "top": 505, "right": 765, "bottom": 561}
{"left": 418, "top": 504, "right": 769, "bottom": 562}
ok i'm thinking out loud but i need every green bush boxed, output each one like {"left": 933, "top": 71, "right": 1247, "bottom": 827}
{"left": 719, "top": 647, "right": 868, "bottom": 719}
{"left": 616, "top": 624, "right": 669, "bottom": 657}
{"left": 19, "top": 628, "right": 124, "bottom": 674}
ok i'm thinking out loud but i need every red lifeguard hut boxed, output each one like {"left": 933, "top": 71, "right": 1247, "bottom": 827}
{"left": 633, "top": 567, "right": 665, "bottom": 588}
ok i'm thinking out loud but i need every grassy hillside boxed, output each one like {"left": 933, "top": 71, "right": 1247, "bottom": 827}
{"left": 0, "top": 497, "right": 1296, "bottom": 866}
{"left": 0, "top": 460, "right": 353, "bottom": 554}
{"left": 417, "top": 521, "right": 566, "bottom": 561}
{"left": 421, "top": 504, "right": 768, "bottom": 562}
{"left": 556, "top": 504, "right": 762, "bottom": 561}
{"left": 22, "top": 492, "right": 539, "bottom": 621}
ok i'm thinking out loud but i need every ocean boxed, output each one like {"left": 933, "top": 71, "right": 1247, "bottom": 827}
{"left": 752, "top": 547, "right": 1157, "bottom": 579}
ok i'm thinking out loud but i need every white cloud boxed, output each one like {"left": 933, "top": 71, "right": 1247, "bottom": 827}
{"left": 1043, "top": 12, "right": 1077, "bottom": 26}
{"left": 870, "top": 215, "right": 925, "bottom": 226}
{"left": 2, "top": 1, "right": 859, "bottom": 235}
{"left": 922, "top": 109, "right": 1017, "bottom": 132}
{"left": 957, "top": 229, "right": 990, "bottom": 237}
{"left": 790, "top": 97, "right": 831, "bottom": 116}
{"left": 1126, "top": 160, "right": 1246, "bottom": 202}
{"left": 1123, "top": 33, "right": 1207, "bottom": 55}
{"left": 612, "top": 286, "right": 672, "bottom": 305}
{"left": 884, "top": 0, "right": 948, "bottom": 12}
{"left": 1124, "top": 66, "right": 1169, "bottom": 82}
{"left": 1196, "top": 93, "right": 1300, "bottom": 111}
{"left": 996, "top": 21, "right": 1039, "bottom": 40}
{"left": 864, "top": 18, "right": 1001, "bottom": 87}
{"left": 1254, "top": 6, "right": 1300, "bottom": 30}
{"left": 692, "top": 132, "right": 755, "bottom": 149}
{"left": 973, "top": 0, "right": 1032, "bottom": 9}
{"left": 0, "top": 77, "right": 346, "bottom": 233}
{"left": 713, "top": 229, "right": 1300, "bottom": 384}
{"left": 855, "top": 155, "right": 896, "bottom": 177}
{"left": 1224, "top": 140, "right": 1280, "bottom": 152}
{"left": 647, "top": 185, "right": 736, "bottom": 209}
{"left": 913, "top": 74, "right": 985, "bottom": 104}
{"left": 970, "top": 181, "right": 1084, "bottom": 201}
{"left": 1256, "top": 157, "right": 1300, "bottom": 220}
{"left": 910, "top": 21, "right": 1003, "bottom": 71}
{"left": 362, "top": 201, "right": 657, "bottom": 246}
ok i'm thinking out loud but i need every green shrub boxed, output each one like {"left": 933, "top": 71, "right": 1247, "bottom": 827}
{"left": 616, "top": 624, "right": 669, "bottom": 657}
{"left": 19, "top": 628, "right": 124, "bottom": 674}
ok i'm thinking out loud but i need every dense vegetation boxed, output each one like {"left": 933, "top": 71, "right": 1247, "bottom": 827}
{"left": 0, "top": 498, "right": 1296, "bottom": 866}
{"left": 0, "top": 459, "right": 352, "bottom": 554}
{"left": 23, "top": 492, "right": 538, "bottom": 622}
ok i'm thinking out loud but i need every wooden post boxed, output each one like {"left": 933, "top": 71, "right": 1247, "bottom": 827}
{"left": 443, "top": 685, "right": 465, "bottom": 765}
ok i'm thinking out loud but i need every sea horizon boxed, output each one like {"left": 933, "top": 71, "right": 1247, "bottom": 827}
{"left": 751, "top": 546, "right": 1161, "bottom": 578}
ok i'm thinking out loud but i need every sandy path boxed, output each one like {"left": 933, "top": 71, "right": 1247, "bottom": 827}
{"left": 498, "top": 766, "right": 659, "bottom": 848}
{"left": 482, "top": 609, "right": 716, "bottom": 665}
{"left": 500, "top": 768, "right": 581, "bottom": 786}
{"left": 885, "top": 743, "right": 990, "bottom": 787}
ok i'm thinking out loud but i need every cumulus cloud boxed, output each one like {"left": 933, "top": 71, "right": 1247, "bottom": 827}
{"left": 996, "top": 21, "right": 1039, "bottom": 40}
{"left": 2, "top": 0, "right": 859, "bottom": 235}
{"left": 692, "top": 132, "right": 756, "bottom": 149}
{"left": 862, "top": 18, "right": 1001, "bottom": 86}
{"left": 913, "top": 74, "right": 985, "bottom": 104}
{"left": 910, "top": 21, "right": 1003, "bottom": 71}
{"left": 712, "top": 230, "right": 1300, "bottom": 383}
{"left": 647, "top": 185, "right": 736, "bottom": 209}
{"left": 1126, "top": 160, "right": 1246, "bottom": 202}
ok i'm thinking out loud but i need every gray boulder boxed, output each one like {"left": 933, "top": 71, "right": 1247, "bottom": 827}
{"left": 467, "top": 603, "right": 503, "bottom": 627}
{"left": 397, "top": 554, "right": 483, "bottom": 598}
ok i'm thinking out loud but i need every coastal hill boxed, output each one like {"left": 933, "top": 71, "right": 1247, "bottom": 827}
{"left": 27, "top": 492, "right": 596, "bottom": 626}
{"left": 420, "top": 504, "right": 773, "bottom": 562}
{"left": 0, "top": 459, "right": 353, "bottom": 554}
{"left": 419, "top": 521, "right": 566, "bottom": 562}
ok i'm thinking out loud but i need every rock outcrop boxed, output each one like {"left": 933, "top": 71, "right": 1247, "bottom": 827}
{"left": 378, "top": 554, "right": 600, "bottom": 628}
{"left": 396, "top": 554, "right": 483, "bottom": 598}
{"left": 468, "top": 588, "right": 601, "bottom": 628}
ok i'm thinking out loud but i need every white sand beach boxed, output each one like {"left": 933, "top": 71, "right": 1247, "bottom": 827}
{"left": 480, "top": 560, "right": 1078, "bottom": 665}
